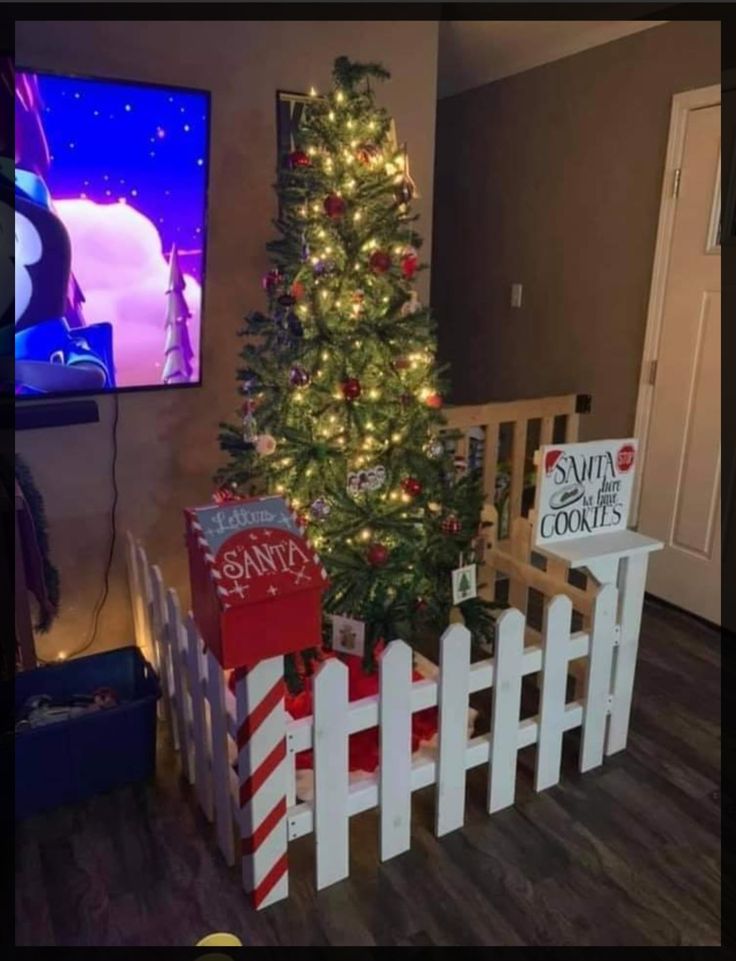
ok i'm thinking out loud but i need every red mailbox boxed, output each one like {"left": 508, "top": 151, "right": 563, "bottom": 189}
{"left": 185, "top": 495, "right": 328, "bottom": 669}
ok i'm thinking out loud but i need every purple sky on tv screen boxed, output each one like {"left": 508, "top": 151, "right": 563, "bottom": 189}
{"left": 18, "top": 71, "right": 209, "bottom": 389}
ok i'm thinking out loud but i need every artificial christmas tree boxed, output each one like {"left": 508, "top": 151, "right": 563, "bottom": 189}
{"left": 218, "top": 57, "right": 494, "bottom": 679}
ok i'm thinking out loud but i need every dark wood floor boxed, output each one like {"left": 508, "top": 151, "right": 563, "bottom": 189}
{"left": 15, "top": 600, "right": 721, "bottom": 947}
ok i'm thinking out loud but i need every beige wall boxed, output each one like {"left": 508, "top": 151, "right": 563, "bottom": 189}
{"left": 432, "top": 20, "right": 720, "bottom": 441}
{"left": 16, "top": 20, "right": 439, "bottom": 661}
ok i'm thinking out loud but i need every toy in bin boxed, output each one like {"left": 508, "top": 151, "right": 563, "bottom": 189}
{"left": 16, "top": 686, "right": 119, "bottom": 730}
{"left": 185, "top": 494, "right": 329, "bottom": 668}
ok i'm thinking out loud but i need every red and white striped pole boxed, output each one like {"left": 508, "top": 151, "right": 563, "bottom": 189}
{"left": 234, "top": 655, "right": 290, "bottom": 910}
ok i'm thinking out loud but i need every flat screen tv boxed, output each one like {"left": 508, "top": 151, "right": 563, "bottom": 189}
{"left": 12, "top": 68, "right": 210, "bottom": 397}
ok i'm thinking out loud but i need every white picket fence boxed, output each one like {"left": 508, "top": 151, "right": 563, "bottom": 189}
{"left": 126, "top": 530, "right": 630, "bottom": 910}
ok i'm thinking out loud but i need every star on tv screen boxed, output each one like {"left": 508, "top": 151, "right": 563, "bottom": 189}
{"left": 13, "top": 69, "right": 210, "bottom": 397}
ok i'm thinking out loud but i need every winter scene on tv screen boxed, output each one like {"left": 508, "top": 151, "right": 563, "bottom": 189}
{"left": 14, "top": 70, "right": 209, "bottom": 396}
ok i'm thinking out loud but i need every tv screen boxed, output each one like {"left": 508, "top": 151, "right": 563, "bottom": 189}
{"left": 13, "top": 69, "right": 210, "bottom": 396}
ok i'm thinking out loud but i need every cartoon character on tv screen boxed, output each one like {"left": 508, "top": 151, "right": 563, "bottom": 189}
{"left": 7, "top": 65, "right": 115, "bottom": 395}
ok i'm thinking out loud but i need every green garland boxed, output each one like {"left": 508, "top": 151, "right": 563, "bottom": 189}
{"left": 15, "top": 454, "right": 60, "bottom": 632}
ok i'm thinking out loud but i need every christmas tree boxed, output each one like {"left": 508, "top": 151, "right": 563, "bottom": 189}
{"left": 218, "top": 57, "right": 493, "bottom": 674}
{"left": 162, "top": 244, "right": 194, "bottom": 385}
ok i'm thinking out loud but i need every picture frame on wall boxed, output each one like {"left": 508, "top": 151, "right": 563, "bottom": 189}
{"left": 275, "top": 89, "right": 317, "bottom": 165}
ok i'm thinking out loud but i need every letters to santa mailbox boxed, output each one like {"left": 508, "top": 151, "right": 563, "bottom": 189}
{"left": 185, "top": 495, "right": 328, "bottom": 669}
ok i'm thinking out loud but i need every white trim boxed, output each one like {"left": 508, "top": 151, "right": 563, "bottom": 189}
{"left": 631, "top": 84, "right": 721, "bottom": 525}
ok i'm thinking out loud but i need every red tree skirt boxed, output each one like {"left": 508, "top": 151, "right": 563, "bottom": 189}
{"left": 228, "top": 641, "right": 438, "bottom": 773}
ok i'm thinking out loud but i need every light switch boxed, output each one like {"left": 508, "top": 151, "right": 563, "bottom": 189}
{"left": 511, "top": 283, "right": 523, "bottom": 308}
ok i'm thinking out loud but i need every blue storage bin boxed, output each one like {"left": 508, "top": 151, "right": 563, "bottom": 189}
{"left": 15, "top": 646, "right": 160, "bottom": 819}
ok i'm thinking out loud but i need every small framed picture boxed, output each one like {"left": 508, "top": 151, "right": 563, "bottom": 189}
{"left": 331, "top": 614, "right": 366, "bottom": 657}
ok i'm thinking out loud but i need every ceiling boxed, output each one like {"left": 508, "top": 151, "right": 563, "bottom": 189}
{"left": 438, "top": 20, "right": 667, "bottom": 99}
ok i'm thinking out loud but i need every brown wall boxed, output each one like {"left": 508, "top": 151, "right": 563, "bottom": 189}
{"left": 16, "top": 20, "right": 439, "bottom": 661}
{"left": 432, "top": 20, "right": 720, "bottom": 441}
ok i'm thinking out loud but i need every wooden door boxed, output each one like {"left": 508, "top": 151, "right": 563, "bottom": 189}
{"left": 637, "top": 96, "right": 721, "bottom": 624}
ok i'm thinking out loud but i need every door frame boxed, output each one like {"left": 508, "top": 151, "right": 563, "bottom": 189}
{"left": 631, "top": 83, "right": 721, "bottom": 525}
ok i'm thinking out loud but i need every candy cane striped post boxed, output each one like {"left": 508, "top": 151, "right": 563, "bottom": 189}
{"left": 234, "top": 654, "right": 290, "bottom": 910}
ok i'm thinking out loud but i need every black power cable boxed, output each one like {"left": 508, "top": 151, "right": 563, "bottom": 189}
{"left": 81, "top": 391, "right": 120, "bottom": 655}
{"left": 40, "top": 393, "right": 120, "bottom": 664}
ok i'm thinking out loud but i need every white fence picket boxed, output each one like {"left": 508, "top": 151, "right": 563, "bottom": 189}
{"left": 580, "top": 583, "right": 618, "bottom": 772}
{"left": 607, "top": 553, "right": 649, "bottom": 755}
{"left": 435, "top": 624, "right": 471, "bottom": 837}
{"left": 379, "top": 640, "right": 413, "bottom": 861}
{"left": 488, "top": 608, "right": 525, "bottom": 813}
{"left": 313, "top": 658, "right": 349, "bottom": 889}
{"left": 184, "top": 614, "right": 213, "bottom": 821}
{"left": 535, "top": 594, "right": 573, "bottom": 792}
{"left": 206, "top": 648, "right": 235, "bottom": 866}
{"left": 149, "top": 564, "right": 178, "bottom": 750}
{"left": 165, "top": 589, "right": 192, "bottom": 783}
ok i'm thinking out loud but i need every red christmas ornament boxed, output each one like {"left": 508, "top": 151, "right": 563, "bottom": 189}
{"left": 369, "top": 250, "right": 392, "bottom": 275}
{"left": 262, "top": 269, "right": 282, "bottom": 294}
{"left": 400, "top": 248, "right": 419, "bottom": 280}
{"left": 441, "top": 514, "right": 461, "bottom": 535}
{"left": 341, "top": 377, "right": 362, "bottom": 401}
{"left": 401, "top": 477, "right": 423, "bottom": 497}
{"left": 324, "top": 194, "right": 346, "bottom": 219}
{"left": 288, "top": 149, "right": 311, "bottom": 169}
{"left": 366, "top": 542, "right": 390, "bottom": 567}
{"left": 290, "top": 280, "right": 306, "bottom": 301}
{"left": 425, "top": 392, "right": 443, "bottom": 410}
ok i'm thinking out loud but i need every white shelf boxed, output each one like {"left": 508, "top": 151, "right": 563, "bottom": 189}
{"left": 535, "top": 529, "right": 663, "bottom": 570}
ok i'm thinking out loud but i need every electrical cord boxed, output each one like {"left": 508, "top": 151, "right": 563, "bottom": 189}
{"left": 39, "top": 393, "right": 120, "bottom": 664}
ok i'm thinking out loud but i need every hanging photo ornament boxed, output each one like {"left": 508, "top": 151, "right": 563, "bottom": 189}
{"left": 242, "top": 412, "right": 258, "bottom": 444}
{"left": 441, "top": 513, "right": 461, "bottom": 535}
{"left": 426, "top": 437, "right": 445, "bottom": 460}
{"left": 300, "top": 233, "right": 310, "bottom": 263}
{"left": 262, "top": 269, "right": 282, "bottom": 294}
{"left": 310, "top": 497, "right": 331, "bottom": 520}
{"left": 347, "top": 464, "right": 386, "bottom": 495}
{"left": 400, "top": 291, "right": 422, "bottom": 317}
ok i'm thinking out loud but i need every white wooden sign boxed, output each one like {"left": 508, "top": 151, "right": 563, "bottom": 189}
{"left": 532, "top": 439, "right": 638, "bottom": 547}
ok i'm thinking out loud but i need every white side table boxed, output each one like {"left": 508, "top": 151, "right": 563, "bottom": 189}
{"left": 536, "top": 529, "right": 663, "bottom": 755}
